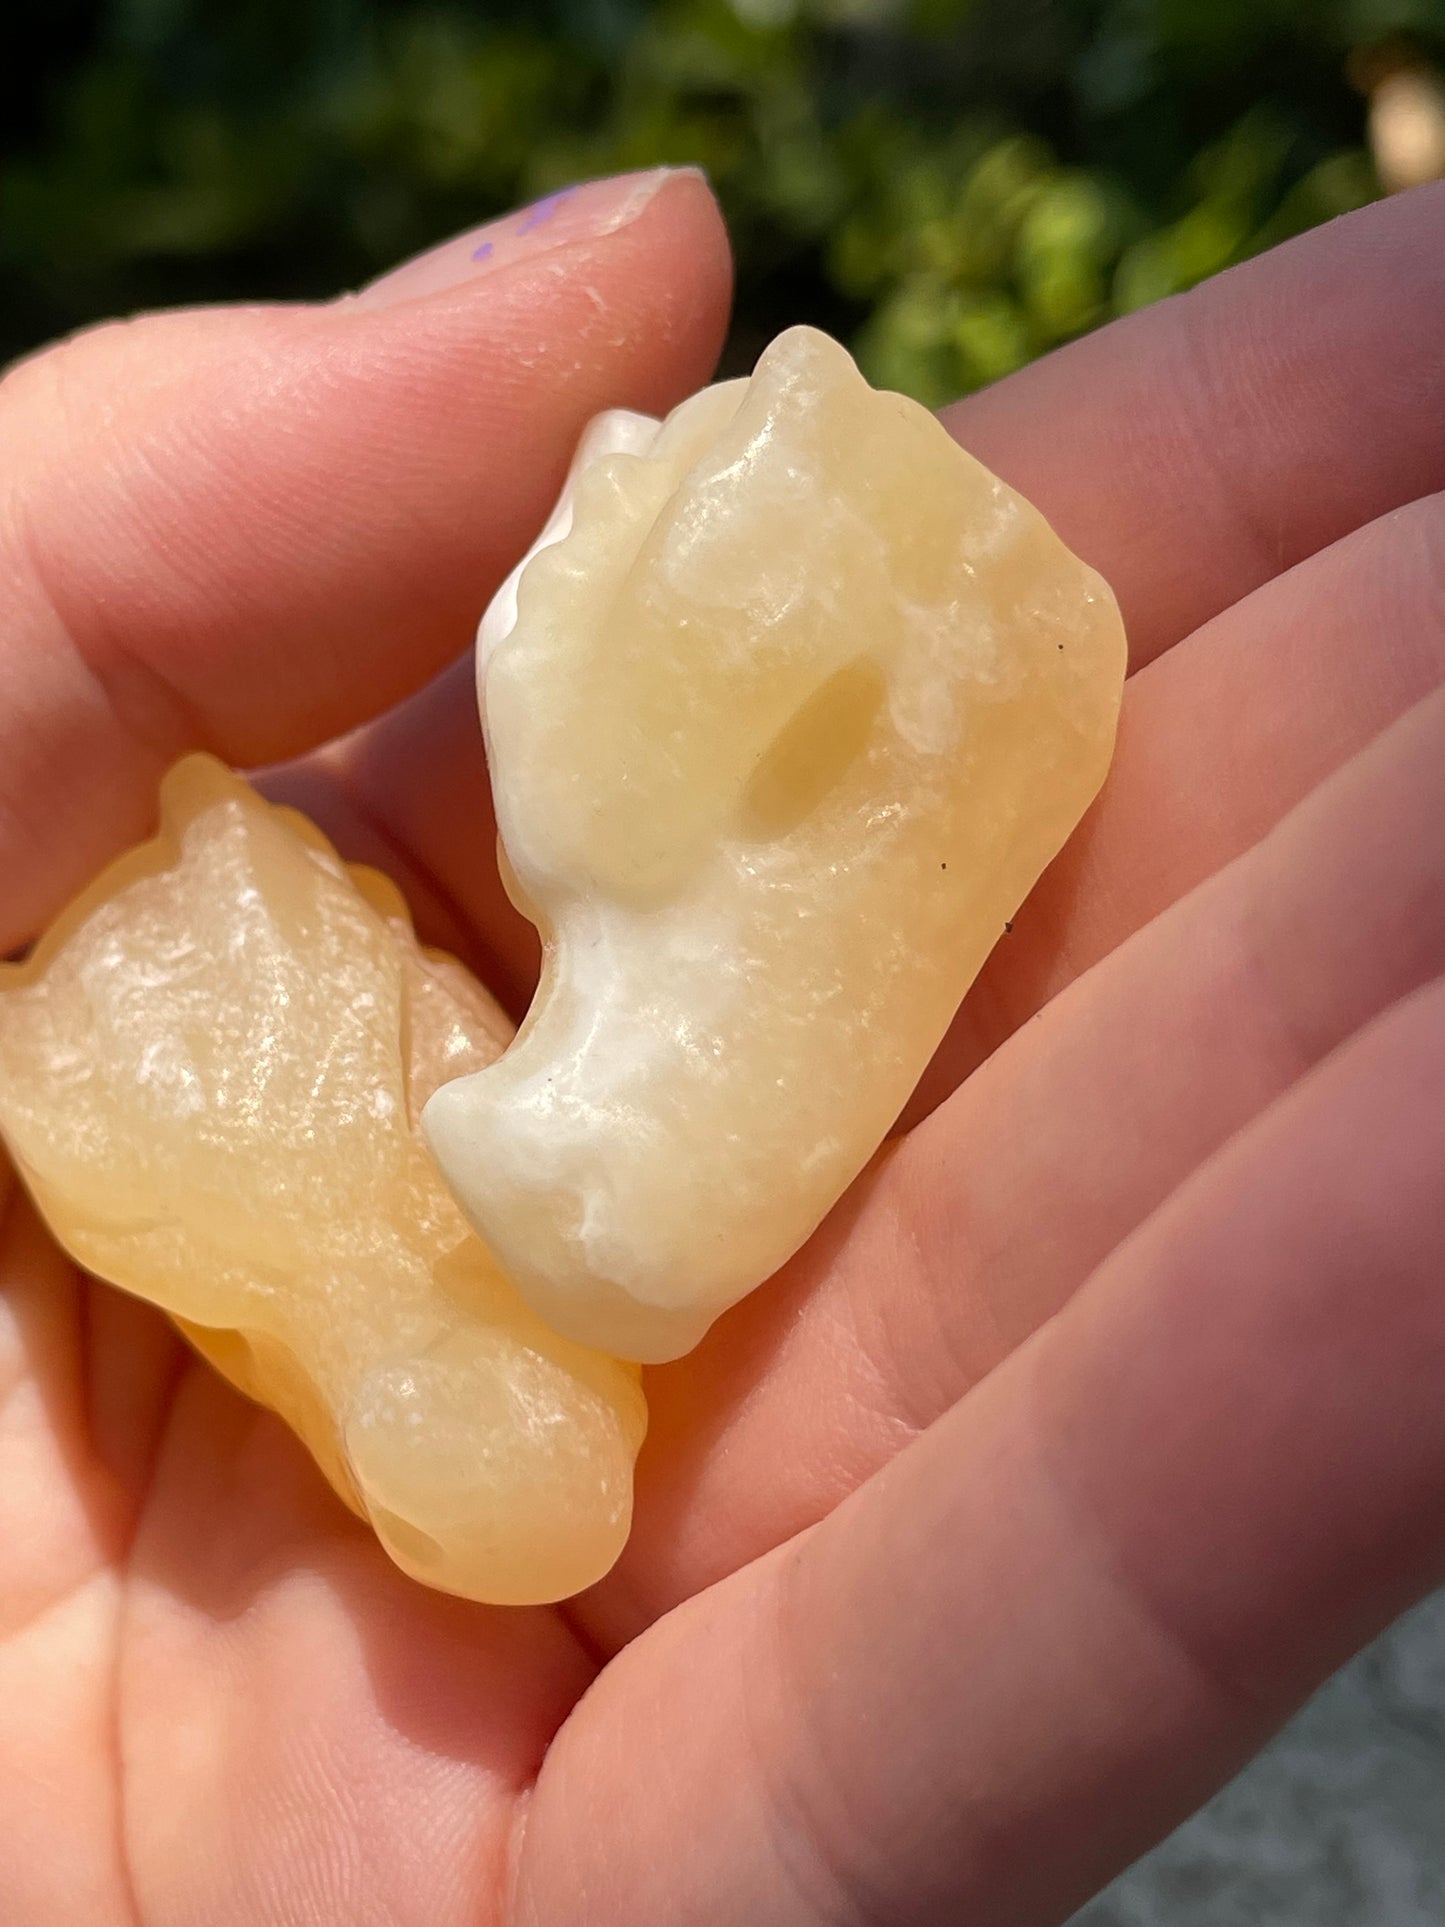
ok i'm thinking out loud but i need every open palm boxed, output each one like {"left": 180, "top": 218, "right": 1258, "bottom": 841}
{"left": 3, "top": 171, "right": 1443, "bottom": 1927}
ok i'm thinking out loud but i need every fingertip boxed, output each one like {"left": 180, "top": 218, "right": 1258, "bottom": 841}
{"left": 627, "top": 165, "right": 735, "bottom": 384}
{"left": 357, "top": 162, "right": 734, "bottom": 423}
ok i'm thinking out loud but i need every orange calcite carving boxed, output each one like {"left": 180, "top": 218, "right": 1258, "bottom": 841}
{"left": 424, "top": 326, "right": 1128, "bottom": 1362}
{"left": 0, "top": 758, "right": 645, "bottom": 1605}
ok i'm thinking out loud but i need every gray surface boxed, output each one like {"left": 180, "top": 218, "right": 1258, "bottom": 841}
{"left": 1070, "top": 1592, "right": 1445, "bottom": 1927}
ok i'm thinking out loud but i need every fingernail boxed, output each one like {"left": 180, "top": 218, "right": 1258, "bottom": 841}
{"left": 352, "top": 168, "right": 697, "bottom": 310}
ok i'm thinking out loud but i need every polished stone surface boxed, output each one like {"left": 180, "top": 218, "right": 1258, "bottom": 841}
{"left": 429, "top": 324, "right": 1127, "bottom": 1362}
{"left": 1073, "top": 1593, "right": 1445, "bottom": 1926}
{"left": 0, "top": 758, "right": 645, "bottom": 1607}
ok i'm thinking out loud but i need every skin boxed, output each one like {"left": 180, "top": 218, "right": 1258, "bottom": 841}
{"left": 1, "top": 166, "right": 1443, "bottom": 1925}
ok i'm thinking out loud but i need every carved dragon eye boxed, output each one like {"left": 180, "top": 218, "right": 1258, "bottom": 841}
{"left": 739, "top": 655, "right": 889, "bottom": 843}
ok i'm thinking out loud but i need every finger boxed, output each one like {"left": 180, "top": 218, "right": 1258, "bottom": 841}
{"left": 0, "top": 1190, "right": 167, "bottom": 1925}
{"left": 0, "top": 168, "right": 731, "bottom": 953}
{"left": 942, "top": 180, "right": 1445, "bottom": 669}
{"left": 523, "top": 972, "right": 1445, "bottom": 1927}
{"left": 908, "top": 485, "right": 1445, "bottom": 1115}
{"left": 586, "top": 684, "right": 1445, "bottom": 1642}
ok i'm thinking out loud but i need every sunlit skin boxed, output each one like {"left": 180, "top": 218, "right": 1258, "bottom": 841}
{"left": 1, "top": 169, "right": 1443, "bottom": 1926}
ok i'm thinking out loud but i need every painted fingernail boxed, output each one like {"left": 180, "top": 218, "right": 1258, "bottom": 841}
{"left": 352, "top": 168, "right": 697, "bottom": 309}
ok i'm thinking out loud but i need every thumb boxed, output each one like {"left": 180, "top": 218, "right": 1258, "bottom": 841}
{"left": 0, "top": 167, "right": 731, "bottom": 951}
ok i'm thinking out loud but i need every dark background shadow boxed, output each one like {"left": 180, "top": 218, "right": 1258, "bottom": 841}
{"left": 3, "top": 0, "right": 1430, "bottom": 401}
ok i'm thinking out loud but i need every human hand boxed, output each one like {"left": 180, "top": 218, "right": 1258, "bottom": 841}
{"left": 1, "top": 168, "right": 1442, "bottom": 1926}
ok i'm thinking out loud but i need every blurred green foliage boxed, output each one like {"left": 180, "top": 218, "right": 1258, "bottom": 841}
{"left": 3, "top": 0, "right": 1443, "bottom": 397}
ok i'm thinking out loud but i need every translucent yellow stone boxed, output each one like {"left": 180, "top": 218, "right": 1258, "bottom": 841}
{"left": 0, "top": 758, "right": 645, "bottom": 1605}
{"left": 424, "top": 325, "right": 1127, "bottom": 1362}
